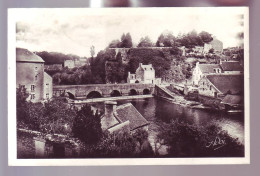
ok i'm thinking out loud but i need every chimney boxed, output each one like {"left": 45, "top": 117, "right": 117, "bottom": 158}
{"left": 139, "top": 63, "right": 142, "bottom": 67}
{"left": 101, "top": 101, "right": 118, "bottom": 130}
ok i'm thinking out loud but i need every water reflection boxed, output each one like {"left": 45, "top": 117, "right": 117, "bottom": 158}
{"left": 117, "top": 98, "right": 244, "bottom": 144}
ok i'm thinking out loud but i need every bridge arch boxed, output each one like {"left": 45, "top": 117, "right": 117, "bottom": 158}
{"left": 143, "top": 88, "right": 151, "bottom": 95}
{"left": 110, "top": 90, "right": 121, "bottom": 97}
{"left": 129, "top": 89, "right": 138, "bottom": 96}
{"left": 86, "top": 91, "right": 102, "bottom": 99}
{"left": 67, "top": 92, "right": 75, "bottom": 99}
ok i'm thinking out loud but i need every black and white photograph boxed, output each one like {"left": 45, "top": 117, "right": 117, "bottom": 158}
{"left": 8, "top": 7, "right": 249, "bottom": 165}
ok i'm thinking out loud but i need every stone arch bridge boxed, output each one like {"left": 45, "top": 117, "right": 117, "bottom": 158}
{"left": 53, "top": 83, "right": 154, "bottom": 99}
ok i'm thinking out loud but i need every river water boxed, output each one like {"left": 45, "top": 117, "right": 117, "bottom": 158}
{"left": 89, "top": 97, "right": 244, "bottom": 147}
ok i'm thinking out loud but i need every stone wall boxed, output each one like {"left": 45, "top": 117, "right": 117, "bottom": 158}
{"left": 17, "top": 62, "right": 45, "bottom": 102}
{"left": 53, "top": 83, "right": 154, "bottom": 98}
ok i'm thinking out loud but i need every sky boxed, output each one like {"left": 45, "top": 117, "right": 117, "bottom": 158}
{"left": 13, "top": 8, "right": 246, "bottom": 57}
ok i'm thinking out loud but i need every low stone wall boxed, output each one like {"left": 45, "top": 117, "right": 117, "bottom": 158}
{"left": 17, "top": 129, "right": 81, "bottom": 158}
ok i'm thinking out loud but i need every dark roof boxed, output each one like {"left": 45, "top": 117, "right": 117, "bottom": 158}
{"left": 220, "top": 61, "right": 243, "bottom": 71}
{"left": 221, "top": 95, "right": 243, "bottom": 105}
{"left": 198, "top": 64, "right": 221, "bottom": 73}
{"left": 115, "top": 103, "right": 149, "bottom": 131}
{"left": 206, "top": 75, "right": 243, "bottom": 94}
{"left": 16, "top": 48, "right": 44, "bottom": 63}
{"left": 140, "top": 64, "right": 154, "bottom": 71}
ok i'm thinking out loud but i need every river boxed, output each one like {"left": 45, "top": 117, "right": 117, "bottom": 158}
{"left": 88, "top": 97, "right": 244, "bottom": 147}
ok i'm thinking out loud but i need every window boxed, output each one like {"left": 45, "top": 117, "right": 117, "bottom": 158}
{"left": 46, "top": 93, "right": 49, "bottom": 99}
{"left": 35, "top": 67, "right": 38, "bottom": 71}
{"left": 35, "top": 75, "right": 38, "bottom": 81}
{"left": 210, "top": 86, "right": 212, "bottom": 90}
{"left": 46, "top": 83, "right": 49, "bottom": 89}
{"left": 31, "top": 85, "right": 35, "bottom": 92}
{"left": 31, "top": 94, "right": 35, "bottom": 100}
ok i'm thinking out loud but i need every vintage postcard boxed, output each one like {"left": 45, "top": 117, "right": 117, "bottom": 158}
{"left": 8, "top": 7, "right": 249, "bottom": 165}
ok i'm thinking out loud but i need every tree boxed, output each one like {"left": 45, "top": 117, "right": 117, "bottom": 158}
{"left": 120, "top": 33, "right": 133, "bottom": 48}
{"left": 199, "top": 31, "right": 213, "bottom": 43}
{"left": 108, "top": 39, "right": 121, "bottom": 48}
{"left": 158, "top": 120, "right": 244, "bottom": 157}
{"left": 209, "top": 48, "right": 214, "bottom": 54}
{"left": 90, "top": 45, "right": 95, "bottom": 58}
{"left": 72, "top": 105, "right": 103, "bottom": 144}
{"left": 42, "top": 99, "right": 77, "bottom": 135}
{"left": 156, "top": 30, "right": 176, "bottom": 47}
{"left": 137, "top": 36, "right": 154, "bottom": 47}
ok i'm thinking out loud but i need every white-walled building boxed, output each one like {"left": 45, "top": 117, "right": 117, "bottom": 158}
{"left": 127, "top": 63, "right": 161, "bottom": 84}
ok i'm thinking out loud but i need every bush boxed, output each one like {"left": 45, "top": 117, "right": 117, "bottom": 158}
{"left": 158, "top": 120, "right": 244, "bottom": 157}
{"left": 83, "top": 129, "right": 154, "bottom": 158}
{"left": 72, "top": 105, "right": 103, "bottom": 144}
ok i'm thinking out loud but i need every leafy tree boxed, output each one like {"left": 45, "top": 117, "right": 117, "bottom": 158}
{"left": 158, "top": 120, "right": 244, "bottom": 157}
{"left": 90, "top": 45, "right": 95, "bottom": 58}
{"left": 120, "top": 32, "right": 133, "bottom": 48}
{"left": 42, "top": 99, "right": 77, "bottom": 135}
{"left": 209, "top": 48, "right": 214, "bottom": 54}
{"left": 72, "top": 105, "right": 103, "bottom": 144}
{"left": 198, "top": 31, "right": 213, "bottom": 43}
{"left": 137, "top": 36, "right": 154, "bottom": 47}
{"left": 84, "top": 129, "right": 154, "bottom": 158}
{"left": 156, "top": 30, "right": 176, "bottom": 47}
{"left": 108, "top": 39, "right": 121, "bottom": 48}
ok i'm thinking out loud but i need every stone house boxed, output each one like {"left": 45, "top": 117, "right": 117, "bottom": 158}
{"left": 192, "top": 61, "right": 243, "bottom": 86}
{"left": 101, "top": 101, "right": 149, "bottom": 134}
{"left": 198, "top": 74, "right": 243, "bottom": 98}
{"left": 220, "top": 61, "right": 243, "bottom": 74}
{"left": 127, "top": 63, "right": 161, "bottom": 84}
{"left": 16, "top": 48, "right": 53, "bottom": 102}
{"left": 64, "top": 60, "right": 75, "bottom": 68}
{"left": 192, "top": 62, "right": 222, "bottom": 86}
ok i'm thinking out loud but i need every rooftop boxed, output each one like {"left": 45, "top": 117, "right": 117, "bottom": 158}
{"left": 220, "top": 61, "right": 243, "bottom": 71}
{"left": 198, "top": 64, "right": 221, "bottom": 73}
{"left": 115, "top": 103, "right": 149, "bottom": 131}
{"left": 206, "top": 74, "right": 244, "bottom": 94}
{"left": 139, "top": 63, "right": 154, "bottom": 71}
{"left": 16, "top": 48, "right": 44, "bottom": 63}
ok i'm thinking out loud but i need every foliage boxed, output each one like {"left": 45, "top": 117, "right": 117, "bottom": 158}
{"left": 72, "top": 105, "right": 103, "bottom": 144}
{"left": 209, "top": 48, "right": 214, "bottom": 54}
{"left": 137, "top": 36, "right": 154, "bottom": 47}
{"left": 83, "top": 129, "right": 154, "bottom": 158}
{"left": 35, "top": 51, "right": 88, "bottom": 65}
{"left": 90, "top": 45, "right": 95, "bottom": 58}
{"left": 17, "top": 87, "right": 77, "bottom": 134}
{"left": 41, "top": 99, "right": 77, "bottom": 135}
{"left": 156, "top": 30, "right": 176, "bottom": 47}
{"left": 158, "top": 120, "right": 244, "bottom": 157}
{"left": 108, "top": 33, "right": 133, "bottom": 48}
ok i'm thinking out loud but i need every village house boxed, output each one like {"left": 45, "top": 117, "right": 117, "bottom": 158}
{"left": 64, "top": 59, "right": 88, "bottom": 69}
{"left": 192, "top": 61, "right": 243, "bottom": 86}
{"left": 220, "top": 61, "right": 243, "bottom": 74}
{"left": 101, "top": 101, "right": 149, "bottom": 134}
{"left": 16, "top": 48, "right": 53, "bottom": 102}
{"left": 192, "top": 62, "right": 222, "bottom": 86}
{"left": 127, "top": 63, "right": 161, "bottom": 84}
{"left": 44, "top": 64, "right": 63, "bottom": 71}
{"left": 198, "top": 74, "right": 243, "bottom": 98}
